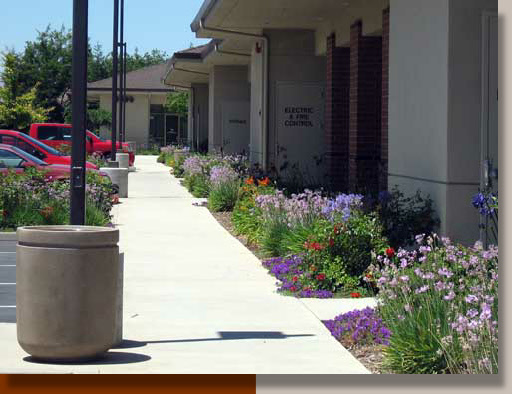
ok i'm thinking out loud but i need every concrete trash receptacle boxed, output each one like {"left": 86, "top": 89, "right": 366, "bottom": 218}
{"left": 100, "top": 167, "right": 129, "bottom": 198}
{"left": 116, "top": 153, "right": 130, "bottom": 169}
{"left": 16, "top": 226, "right": 120, "bottom": 362}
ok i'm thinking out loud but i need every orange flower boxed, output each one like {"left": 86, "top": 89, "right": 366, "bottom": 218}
{"left": 245, "top": 177, "right": 255, "bottom": 185}
{"left": 41, "top": 206, "right": 54, "bottom": 219}
{"left": 350, "top": 292, "right": 362, "bottom": 298}
{"left": 257, "top": 177, "right": 270, "bottom": 187}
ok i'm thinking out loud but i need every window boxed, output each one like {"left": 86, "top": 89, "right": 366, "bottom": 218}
{"left": 0, "top": 149, "right": 24, "bottom": 168}
{"left": 0, "top": 135, "right": 16, "bottom": 145}
{"left": 37, "top": 126, "right": 63, "bottom": 141}
{"left": 15, "top": 138, "right": 45, "bottom": 160}
{"left": 60, "top": 127, "right": 72, "bottom": 141}
{"left": 150, "top": 104, "right": 164, "bottom": 114}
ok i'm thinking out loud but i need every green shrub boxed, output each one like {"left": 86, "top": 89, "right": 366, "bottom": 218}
{"left": 376, "top": 186, "right": 440, "bottom": 248}
{"left": 207, "top": 166, "right": 240, "bottom": 212}
{"left": 1, "top": 168, "right": 114, "bottom": 230}
{"left": 171, "top": 154, "right": 186, "bottom": 178}
{"left": 300, "top": 213, "right": 388, "bottom": 292}
{"left": 231, "top": 179, "right": 275, "bottom": 245}
{"left": 208, "top": 179, "right": 240, "bottom": 212}
{"left": 370, "top": 236, "right": 498, "bottom": 374}
{"left": 183, "top": 173, "right": 209, "bottom": 198}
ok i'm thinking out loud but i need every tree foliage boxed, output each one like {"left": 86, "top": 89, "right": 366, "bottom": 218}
{"left": 0, "top": 24, "right": 168, "bottom": 126}
{"left": 165, "top": 91, "right": 189, "bottom": 116}
{"left": 0, "top": 53, "right": 49, "bottom": 130}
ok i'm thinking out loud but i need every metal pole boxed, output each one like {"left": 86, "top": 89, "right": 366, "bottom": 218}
{"left": 118, "top": 43, "right": 124, "bottom": 143}
{"left": 119, "top": 0, "right": 124, "bottom": 143}
{"left": 111, "top": 0, "right": 118, "bottom": 162}
{"left": 70, "top": 0, "right": 88, "bottom": 225}
{"left": 123, "top": 42, "right": 127, "bottom": 142}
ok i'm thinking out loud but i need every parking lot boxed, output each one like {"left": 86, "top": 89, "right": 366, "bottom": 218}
{"left": 0, "top": 239, "right": 16, "bottom": 323}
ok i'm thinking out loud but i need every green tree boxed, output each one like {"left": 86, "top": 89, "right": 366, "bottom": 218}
{"left": 1, "top": 24, "right": 169, "bottom": 126}
{"left": 16, "top": 26, "right": 73, "bottom": 122}
{"left": 0, "top": 53, "right": 49, "bottom": 130}
{"left": 165, "top": 91, "right": 189, "bottom": 116}
{"left": 63, "top": 105, "right": 112, "bottom": 134}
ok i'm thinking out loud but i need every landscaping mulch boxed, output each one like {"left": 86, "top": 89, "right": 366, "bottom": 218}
{"left": 342, "top": 344, "right": 387, "bottom": 374}
{"left": 209, "top": 209, "right": 386, "bottom": 374}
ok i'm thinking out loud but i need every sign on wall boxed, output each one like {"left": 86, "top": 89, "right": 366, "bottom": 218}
{"left": 276, "top": 82, "right": 326, "bottom": 183}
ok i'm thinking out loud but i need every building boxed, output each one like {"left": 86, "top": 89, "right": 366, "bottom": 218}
{"left": 87, "top": 63, "right": 184, "bottom": 148}
{"left": 164, "top": 0, "right": 498, "bottom": 245}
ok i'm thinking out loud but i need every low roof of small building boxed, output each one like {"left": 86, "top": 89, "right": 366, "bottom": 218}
{"left": 88, "top": 62, "right": 174, "bottom": 93}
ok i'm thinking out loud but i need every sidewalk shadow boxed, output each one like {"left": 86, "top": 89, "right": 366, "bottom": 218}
{"left": 113, "top": 331, "right": 315, "bottom": 349}
{"left": 23, "top": 351, "right": 151, "bottom": 365}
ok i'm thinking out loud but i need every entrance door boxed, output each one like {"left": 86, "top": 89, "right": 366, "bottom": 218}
{"left": 221, "top": 101, "right": 250, "bottom": 155}
{"left": 150, "top": 114, "right": 165, "bottom": 146}
{"left": 276, "top": 82, "right": 326, "bottom": 185}
{"left": 480, "top": 12, "right": 498, "bottom": 246}
{"left": 166, "top": 115, "right": 179, "bottom": 146}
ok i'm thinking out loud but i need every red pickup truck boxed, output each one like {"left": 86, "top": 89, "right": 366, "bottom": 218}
{"left": 28, "top": 123, "right": 135, "bottom": 166}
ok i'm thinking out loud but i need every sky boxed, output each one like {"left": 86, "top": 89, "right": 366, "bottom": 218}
{"left": 0, "top": 0, "right": 209, "bottom": 64}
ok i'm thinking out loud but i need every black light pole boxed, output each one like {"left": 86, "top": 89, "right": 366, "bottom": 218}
{"left": 70, "top": 0, "right": 88, "bottom": 225}
{"left": 119, "top": 0, "right": 124, "bottom": 143}
{"left": 111, "top": 0, "right": 119, "bottom": 162}
{"left": 123, "top": 42, "right": 127, "bottom": 142}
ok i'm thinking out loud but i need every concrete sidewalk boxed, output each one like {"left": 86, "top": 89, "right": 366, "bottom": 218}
{"left": 0, "top": 156, "right": 372, "bottom": 374}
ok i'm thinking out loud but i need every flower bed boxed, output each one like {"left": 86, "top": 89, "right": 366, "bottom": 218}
{"left": 0, "top": 168, "right": 115, "bottom": 230}
{"left": 368, "top": 234, "right": 498, "bottom": 374}
{"left": 162, "top": 149, "right": 499, "bottom": 374}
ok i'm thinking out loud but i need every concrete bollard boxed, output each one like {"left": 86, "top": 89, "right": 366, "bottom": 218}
{"left": 113, "top": 252, "right": 124, "bottom": 347}
{"left": 116, "top": 153, "right": 130, "bottom": 169}
{"left": 16, "top": 226, "right": 120, "bottom": 362}
{"left": 100, "top": 167, "right": 129, "bottom": 198}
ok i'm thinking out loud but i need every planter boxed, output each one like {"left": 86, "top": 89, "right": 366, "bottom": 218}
{"left": 16, "top": 226, "right": 120, "bottom": 362}
{"left": 100, "top": 167, "right": 129, "bottom": 198}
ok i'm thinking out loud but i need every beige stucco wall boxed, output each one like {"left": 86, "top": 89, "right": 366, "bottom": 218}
{"left": 446, "top": 0, "right": 497, "bottom": 242}
{"left": 389, "top": 0, "right": 496, "bottom": 244}
{"left": 98, "top": 93, "right": 168, "bottom": 148}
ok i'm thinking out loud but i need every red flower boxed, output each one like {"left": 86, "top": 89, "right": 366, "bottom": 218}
{"left": 350, "top": 292, "right": 362, "bottom": 298}
{"left": 257, "top": 177, "right": 270, "bottom": 187}
{"left": 292, "top": 276, "right": 298, "bottom": 282}
{"left": 305, "top": 241, "right": 324, "bottom": 251}
{"left": 329, "top": 238, "right": 335, "bottom": 247}
{"left": 316, "top": 273, "right": 326, "bottom": 281}
{"left": 385, "top": 247, "right": 395, "bottom": 258}
{"left": 290, "top": 286, "right": 297, "bottom": 292}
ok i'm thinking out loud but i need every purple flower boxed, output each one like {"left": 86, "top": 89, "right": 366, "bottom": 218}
{"left": 444, "top": 291, "right": 456, "bottom": 301}
{"left": 465, "top": 294, "right": 479, "bottom": 304}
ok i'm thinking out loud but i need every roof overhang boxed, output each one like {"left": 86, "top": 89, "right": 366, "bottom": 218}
{"left": 191, "top": 0, "right": 389, "bottom": 51}
{"left": 163, "top": 39, "right": 251, "bottom": 88}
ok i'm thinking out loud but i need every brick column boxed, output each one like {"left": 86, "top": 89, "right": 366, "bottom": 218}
{"left": 380, "top": 8, "right": 390, "bottom": 191}
{"left": 325, "top": 34, "right": 350, "bottom": 191}
{"left": 349, "top": 20, "right": 383, "bottom": 195}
